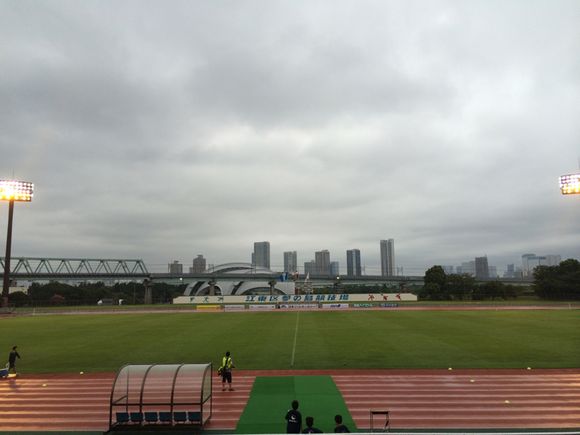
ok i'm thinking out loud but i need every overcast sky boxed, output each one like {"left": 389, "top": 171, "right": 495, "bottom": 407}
{"left": 1, "top": 0, "right": 579, "bottom": 274}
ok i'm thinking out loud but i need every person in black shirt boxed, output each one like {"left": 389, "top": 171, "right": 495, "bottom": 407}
{"left": 285, "top": 400, "right": 302, "bottom": 433}
{"left": 334, "top": 414, "right": 350, "bottom": 433}
{"left": 8, "top": 346, "right": 20, "bottom": 374}
{"left": 302, "top": 416, "right": 322, "bottom": 433}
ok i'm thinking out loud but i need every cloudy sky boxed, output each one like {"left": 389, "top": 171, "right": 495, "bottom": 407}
{"left": 1, "top": 0, "right": 579, "bottom": 274}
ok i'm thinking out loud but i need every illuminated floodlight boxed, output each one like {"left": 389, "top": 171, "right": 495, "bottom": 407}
{"left": 1, "top": 179, "right": 34, "bottom": 308}
{"left": 0, "top": 180, "right": 34, "bottom": 202}
{"left": 559, "top": 173, "right": 580, "bottom": 195}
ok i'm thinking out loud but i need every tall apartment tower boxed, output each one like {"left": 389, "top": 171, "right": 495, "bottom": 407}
{"left": 380, "top": 239, "right": 395, "bottom": 276}
{"left": 330, "top": 261, "right": 340, "bottom": 277}
{"left": 346, "top": 249, "right": 362, "bottom": 277}
{"left": 475, "top": 256, "right": 489, "bottom": 279}
{"left": 304, "top": 260, "right": 316, "bottom": 276}
{"left": 191, "top": 255, "right": 206, "bottom": 273}
{"left": 168, "top": 260, "right": 183, "bottom": 275}
{"left": 314, "top": 250, "right": 331, "bottom": 276}
{"left": 253, "top": 241, "right": 270, "bottom": 269}
{"left": 283, "top": 251, "right": 298, "bottom": 273}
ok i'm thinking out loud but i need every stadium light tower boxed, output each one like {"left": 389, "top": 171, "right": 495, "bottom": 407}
{"left": 559, "top": 173, "right": 580, "bottom": 195}
{"left": 1, "top": 180, "right": 34, "bottom": 307}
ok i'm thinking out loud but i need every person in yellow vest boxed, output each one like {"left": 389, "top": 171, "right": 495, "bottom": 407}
{"left": 220, "top": 351, "right": 235, "bottom": 391}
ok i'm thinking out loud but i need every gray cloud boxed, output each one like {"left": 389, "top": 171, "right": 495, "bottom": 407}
{"left": 1, "top": 0, "right": 579, "bottom": 275}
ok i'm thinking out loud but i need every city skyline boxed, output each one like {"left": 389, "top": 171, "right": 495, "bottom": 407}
{"left": 1, "top": 2, "right": 579, "bottom": 272}
{"left": 166, "top": 241, "right": 567, "bottom": 276}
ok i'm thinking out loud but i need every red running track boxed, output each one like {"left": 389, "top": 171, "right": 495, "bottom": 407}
{"left": 1, "top": 369, "right": 579, "bottom": 432}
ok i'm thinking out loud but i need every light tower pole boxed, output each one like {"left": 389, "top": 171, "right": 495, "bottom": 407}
{"left": 1, "top": 180, "right": 34, "bottom": 308}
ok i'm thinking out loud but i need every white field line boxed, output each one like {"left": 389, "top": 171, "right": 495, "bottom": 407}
{"left": 290, "top": 311, "right": 300, "bottom": 367}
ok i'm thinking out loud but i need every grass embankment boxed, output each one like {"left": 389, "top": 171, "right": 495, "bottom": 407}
{"left": 1, "top": 310, "right": 578, "bottom": 372}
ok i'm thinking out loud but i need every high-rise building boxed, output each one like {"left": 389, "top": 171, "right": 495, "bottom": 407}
{"left": 504, "top": 263, "right": 515, "bottom": 278}
{"left": 475, "top": 256, "right": 489, "bottom": 279}
{"left": 442, "top": 265, "right": 454, "bottom": 274}
{"left": 253, "top": 241, "right": 270, "bottom": 269}
{"left": 521, "top": 254, "right": 536, "bottom": 277}
{"left": 459, "top": 261, "right": 475, "bottom": 276}
{"left": 330, "top": 261, "right": 340, "bottom": 277}
{"left": 284, "top": 251, "right": 298, "bottom": 273}
{"left": 346, "top": 249, "right": 362, "bottom": 277}
{"left": 190, "top": 255, "right": 206, "bottom": 273}
{"left": 168, "top": 260, "right": 183, "bottom": 274}
{"left": 380, "top": 239, "right": 395, "bottom": 276}
{"left": 488, "top": 265, "right": 498, "bottom": 278}
{"left": 304, "top": 260, "right": 316, "bottom": 277}
{"left": 522, "top": 253, "right": 562, "bottom": 276}
{"left": 315, "top": 250, "right": 331, "bottom": 276}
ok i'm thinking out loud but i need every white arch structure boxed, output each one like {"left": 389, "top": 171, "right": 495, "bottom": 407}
{"left": 183, "top": 263, "right": 295, "bottom": 296}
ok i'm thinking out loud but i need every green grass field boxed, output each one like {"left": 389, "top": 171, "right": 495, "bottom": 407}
{"left": 1, "top": 309, "right": 578, "bottom": 373}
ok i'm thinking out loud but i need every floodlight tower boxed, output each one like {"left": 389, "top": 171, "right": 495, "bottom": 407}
{"left": 559, "top": 173, "right": 580, "bottom": 195}
{"left": 1, "top": 180, "right": 34, "bottom": 307}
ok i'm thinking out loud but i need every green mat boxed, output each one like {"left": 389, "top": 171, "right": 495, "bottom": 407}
{"left": 236, "top": 375, "right": 356, "bottom": 433}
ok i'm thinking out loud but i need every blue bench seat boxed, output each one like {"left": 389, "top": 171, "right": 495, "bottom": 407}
{"left": 129, "top": 412, "right": 143, "bottom": 423}
{"left": 144, "top": 411, "right": 158, "bottom": 423}
{"left": 159, "top": 411, "right": 172, "bottom": 423}
{"left": 173, "top": 411, "right": 187, "bottom": 423}
{"left": 116, "top": 412, "right": 130, "bottom": 424}
{"left": 188, "top": 411, "right": 202, "bottom": 423}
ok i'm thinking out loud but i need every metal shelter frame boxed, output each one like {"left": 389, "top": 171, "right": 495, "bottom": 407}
{"left": 108, "top": 363, "right": 212, "bottom": 431}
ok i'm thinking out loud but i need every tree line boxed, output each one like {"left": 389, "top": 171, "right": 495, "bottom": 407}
{"left": 533, "top": 259, "right": 580, "bottom": 300}
{"left": 9, "top": 281, "right": 185, "bottom": 307}
{"left": 420, "top": 258, "right": 580, "bottom": 301}
{"left": 8, "top": 258, "right": 579, "bottom": 306}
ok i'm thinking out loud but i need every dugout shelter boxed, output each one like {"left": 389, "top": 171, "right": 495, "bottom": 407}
{"left": 108, "top": 363, "right": 212, "bottom": 431}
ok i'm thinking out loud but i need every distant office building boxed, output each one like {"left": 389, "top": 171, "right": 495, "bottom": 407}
{"left": 475, "top": 257, "right": 489, "bottom": 279}
{"left": 522, "top": 253, "right": 562, "bottom": 277}
{"left": 315, "top": 250, "right": 331, "bottom": 276}
{"left": 504, "top": 263, "right": 516, "bottom": 278}
{"left": 284, "top": 251, "right": 298, "bottom": 273}
{"left": 346, "top": 249, "right": 362, "bottom": 277}
{"left": 521, "top": 254, "right": 535, "bottom": 274}
{"left": 330, "top": 261, "right": 340, "bottom": 277}
{"left": 190, "top": 255, "right": 206, "bottom": 273}
{"left": 459, "top": 261, "right": 475, "bottom": 276}
{"left": 168, "top": 260, "right": 183, "bottom": 275}
{"left": 253, "top": 241, "right": 270, "bottom": 269}
{"left": 380, "top": 239, "right": 395, "bottom": 276}
{"left": 304, "top": 260, "right": 316, "bottom": 277}
{"left": 442, "top": 265, "right": 454, "bottom": 275}
{"left": 503, "top": 265, "right": 523, "bottom": 278}
{"left": 488, "top": 265, "right": 497, "bottom": 278}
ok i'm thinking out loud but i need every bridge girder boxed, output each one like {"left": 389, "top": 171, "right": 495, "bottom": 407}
{"left": 1, "top": 257, "right": 149, "bottom": 281}
{"left": 0, "top": 258, "right": 533, "bottom": 286}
